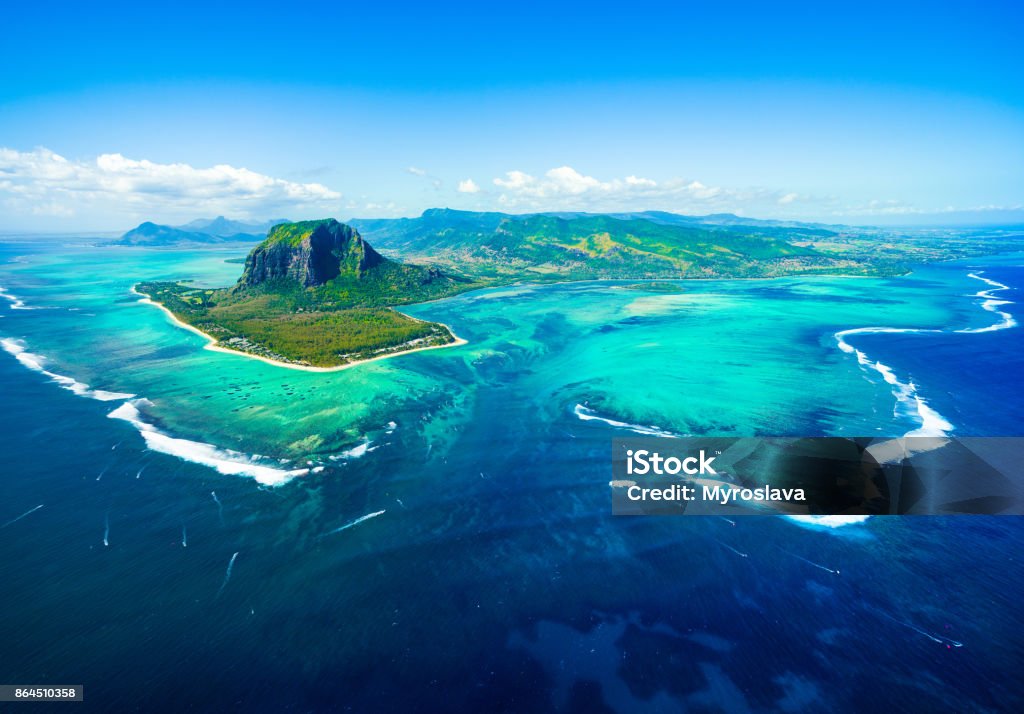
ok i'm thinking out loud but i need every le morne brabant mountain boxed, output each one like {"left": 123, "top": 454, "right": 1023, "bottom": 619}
{"left": 136, "top": 209, "right": 1021, "bottom": 368}
{"left": 137, "top": 219, "right": 469, "bottom": 368}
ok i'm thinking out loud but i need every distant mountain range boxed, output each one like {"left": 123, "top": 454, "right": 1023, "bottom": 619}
{"left": 347, "top": 208, "right": 865, "bottom": 280}
{"left": 135, "top": 213, "right": 1021, "bottom": 368}
{"left": 113, "top": 216, "right": 289, "bottom": 246}
{"left": 348, "top": 208, "right": 838, "bottom": 251}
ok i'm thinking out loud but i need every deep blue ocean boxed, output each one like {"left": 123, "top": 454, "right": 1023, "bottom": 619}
{"left": 1, "top": 243, "right": 1022, "bottom": 712}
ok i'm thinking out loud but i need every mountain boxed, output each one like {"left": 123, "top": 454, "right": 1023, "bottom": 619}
{"left": 234, "top": 219, "right": 465, "bottom": 305}
{"left": 240, "top": 219, "right": 385, "bottom": 287}
{"left": 115, "top": 222, "right": 217, "bottom": 246}
{"left": 179, "top": 216, "right": 289, "bottom": 237}
{"left": 136, "top": 219, "right": 470, "bottom": 368}
{"left": 350, "top": 208, "right": 508, "bottom": 253}
{"left": 350, "top": 208, "right": 837, "bottom": 252}
{"left": 352, "top": 208, "right": 861, "bottom": 280}
{"left": 113, "top": 216, "right": 288, "bottom": 246}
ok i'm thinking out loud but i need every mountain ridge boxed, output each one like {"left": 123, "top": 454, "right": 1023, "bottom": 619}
{"left": 113, "top": 216, "right": 290, "bottom": 246}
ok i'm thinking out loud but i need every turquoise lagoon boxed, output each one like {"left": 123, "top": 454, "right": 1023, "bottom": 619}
{"left": 0, "top": 239, "right": 1022, "bottom": 712}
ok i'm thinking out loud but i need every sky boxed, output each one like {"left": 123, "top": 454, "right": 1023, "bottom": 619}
{"left": 1, "top": 0, "right": 1022, "bottom": 231}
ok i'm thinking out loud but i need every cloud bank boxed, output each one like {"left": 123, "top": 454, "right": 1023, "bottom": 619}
{"left": 0, "top": 147, "right": 341, "bottom": 225}
{"left": 489, "top": 165, "right": 793, "bottom": 214}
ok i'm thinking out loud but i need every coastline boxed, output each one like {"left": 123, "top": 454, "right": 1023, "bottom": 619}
{"left": 132, "top": 287, "right": 468, "bottom": 373}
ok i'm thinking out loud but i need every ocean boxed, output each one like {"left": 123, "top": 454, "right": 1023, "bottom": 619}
{"left": 0, "top": 239, "right": 1021, "bottom": 711}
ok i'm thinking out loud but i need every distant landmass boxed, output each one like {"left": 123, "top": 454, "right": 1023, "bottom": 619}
{"left": 137, "top": 210, "right": 1022, "bottom": 368}
{"left": 136, "top": 219, "right": 469, "bottom": 368}
{"left": 350, "top": 208, "right": 1023, "bottom": 282}
{"left": 351, "top": 208, "right": 894, "bottom": 280}
{"left": 114, "top": 216, "right": 289, "bottom": 246}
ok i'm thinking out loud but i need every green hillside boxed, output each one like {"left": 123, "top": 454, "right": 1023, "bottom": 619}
{"left": 138, "top": 219, "right": 473, "bottom": 368}
{"left": 354, "top": 209, "right": 884, "bottom": 280}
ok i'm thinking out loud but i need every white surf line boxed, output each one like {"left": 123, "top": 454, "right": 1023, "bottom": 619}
{"left": 786, "top": 514, "right": 871, "bottom": 530}
{"left": 1, "top": 338, "right": 135, "bottom": 402}
{"left": 107, "top": 400, "right": 309, "bottom": 487}
{"left": 574, "top": 403, "right": 681, "bottom": 437}
{"left": 1, "top": 504, "right": 44, "bottom": 528}
{"left": 834, "top": 271, "right": 1016, "bottom": 440}
{"left": 2, "top": 335, "right": 307, "bottom": 487}
{"left": 319, "top": 510, "right": 386, "bottom": 539}
{"left": 215, "top": 552, "right": 239, "bottom": 598}
{"left": 957, "top": 271, "right": 1016, "bottom": 333}
{"left": 867, "top": 605, "right": 964, "bottom": 648}
{"left": 0, "top": 286, "right": 35, "bottom": 310}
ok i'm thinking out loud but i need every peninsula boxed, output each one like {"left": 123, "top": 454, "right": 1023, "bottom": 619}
{"left": 136, "top": 219, "right": 474, "bottom": 369}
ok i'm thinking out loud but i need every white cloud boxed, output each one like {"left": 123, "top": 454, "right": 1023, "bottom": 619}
{"left": 457, "top": 178, "right": 481, "bottom": 194}
{"left": 490, "top": 165, "right": 787, "bottom": 213}
{"left": 0, "top": 147, "right": 341, "bottom": 223}
{"left": 778, "top": 192, "right": 799, "bottom": 205}
{"left": 406, "top": 166, "right": 427, "bottom": 176}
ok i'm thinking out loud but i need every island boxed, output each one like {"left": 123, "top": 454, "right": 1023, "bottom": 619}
{"left": 136, "top": 219, "right": 475, "bottom": 369}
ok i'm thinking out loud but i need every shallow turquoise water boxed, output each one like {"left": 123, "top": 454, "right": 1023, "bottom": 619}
{"left": 0, "top": 242, "right": 989, "bottom": 469}
{"left": 0, "top": 241, "right": 1022, "bottom": 712}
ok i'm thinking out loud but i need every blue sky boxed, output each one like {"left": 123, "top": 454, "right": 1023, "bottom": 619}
{"left": 1, "top": 0, "right": 1022, "bottom": 230}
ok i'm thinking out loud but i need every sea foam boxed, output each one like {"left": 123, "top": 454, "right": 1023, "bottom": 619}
{"left": 832, "top": 271, "right": 1015, "bottom": 439}
{"left": 0, "top": 286, "right": 35, "bottom": 310}
{"left": 2, "top": 337, "right": 308, "bottom": 486}
{"left": 1, "top": 338, "right": 135, "bottom": 401}
{"left": 574, "top": 403, "right": 681, "bottom": 437}
{"left": 802, "top": 270, "right": 1017, "bottom": 531}
{"left": 956, "top": 272, "right": 1016, "bottom": 333}
{"left": 108, "top": 400, "right": 309, "bottom": 487}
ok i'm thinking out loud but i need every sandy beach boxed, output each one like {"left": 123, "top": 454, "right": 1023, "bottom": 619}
{"left": 133, "top": 288, "right": 467, "bottom": 373}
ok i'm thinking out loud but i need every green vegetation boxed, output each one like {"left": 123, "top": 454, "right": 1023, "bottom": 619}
{"left": 139, "top": 219, "right": 474, "bottom": 368}
{"left": 351, "top": 210, "right": 967, "bottom": 282}
{"left": 142, "top": 213, "right": 1023, "bottom": 368}
{"left": 617, "top": 282, "right": 688, "bottom": 293}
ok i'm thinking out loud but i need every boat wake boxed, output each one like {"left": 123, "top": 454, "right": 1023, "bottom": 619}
{"left": 319, "top": 509, "right": 386, "bottom": 538}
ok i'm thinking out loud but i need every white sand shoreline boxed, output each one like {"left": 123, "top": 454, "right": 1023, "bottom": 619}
{"left": 132, "top": 287, "right": 467, "bottom": 373}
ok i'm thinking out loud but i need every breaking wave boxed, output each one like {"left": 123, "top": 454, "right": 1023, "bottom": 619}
{"left": 833, "top": 271, "right": 1015, "bottom": 439}
{"left": 108, "top": 400, "right": 309, "bottom": 487}
{"left": 574, "top": 403, "right": 681, "bottom": 437}
{"left": 0, "top": 286, "right": 35, "bottom": 310}
{"left": 1, "top": 338, "right": 135, "bottom": 401}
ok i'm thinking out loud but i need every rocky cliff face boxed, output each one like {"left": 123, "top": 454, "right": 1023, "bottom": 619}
{"left": 239, "top": 219, "right": 385, "bottom": 288}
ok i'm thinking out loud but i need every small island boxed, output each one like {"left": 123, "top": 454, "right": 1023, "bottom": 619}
{"left": 137, "top": 219, "right": 476, "bottom": 369}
